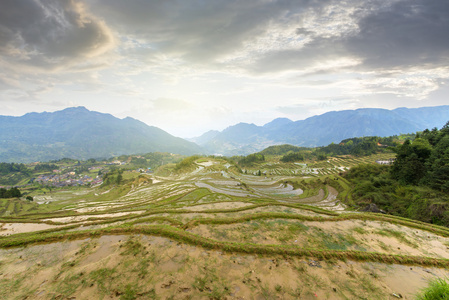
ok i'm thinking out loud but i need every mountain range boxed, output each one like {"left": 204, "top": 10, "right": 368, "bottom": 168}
{"left": 191, "top": 106, "right": 449, "bottom": 155}
{"left": 1, "top": 105, "right": 448, "bottom": 162}
{"left": 0, "top": 107, "right": 201, "bottom": 163}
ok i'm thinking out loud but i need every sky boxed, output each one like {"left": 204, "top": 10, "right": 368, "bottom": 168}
{"left": 1, "top": 0, "right": 449, "bottom": 138}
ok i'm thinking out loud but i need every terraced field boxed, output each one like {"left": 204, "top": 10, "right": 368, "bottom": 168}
{"left": 0, "top": 157, "right": 448, "bottom": 299}
{"left": 243, "top": 153, "right": 396, "bottom": 177}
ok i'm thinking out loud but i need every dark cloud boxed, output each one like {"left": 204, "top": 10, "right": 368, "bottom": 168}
{"left": 87, "top": 0, "right": 330, "bottom": 64}
{"left": 2, "top": 0, "right": 447, "bottom": 74}
{"left": 295, "top": 28, "right": 314, "bottom": 36}
{"left": 346, "top": 0, "right": 449, "bottom": 69}
{"left": 0, "top": 0, "right": 114, "bottom": 70}
{"left": 241, "top": 0, "right": 449, "bottom": 74}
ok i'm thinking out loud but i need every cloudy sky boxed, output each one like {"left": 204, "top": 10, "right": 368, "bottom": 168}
{"left": 1, "top": 0, "right": 448, "bottom": 137}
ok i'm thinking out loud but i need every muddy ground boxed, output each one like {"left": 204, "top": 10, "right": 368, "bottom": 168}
{"left": 1, "top": 234, "right": 447, "bottom": 299}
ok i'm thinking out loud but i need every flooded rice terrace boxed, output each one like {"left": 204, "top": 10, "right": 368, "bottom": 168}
{"left": 1, "top": 158, "right": 448, "bottom": 299}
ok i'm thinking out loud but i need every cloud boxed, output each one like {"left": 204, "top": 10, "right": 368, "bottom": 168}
{"left": 248, "top": 37, "right": 349, "bottom": 74}
{"left": 3, "top": 0, "right": 448, "bottom": 77}
{"left": 237, "top": 0, "right": 449, "bottom": 80}
{"left": 0, "top": 0, "right": 115, "bottom": 72}
{"left": 346, "top": 0, "right": 449, "bottom": 70}
{"left": 361, "top": 73, "right": 441, "bottom": 100}
{"left": 295, "top": 28, "right": 314, "bottom": 37}
{"left": 87, "top": 0, "right": 336, "bottom": 66}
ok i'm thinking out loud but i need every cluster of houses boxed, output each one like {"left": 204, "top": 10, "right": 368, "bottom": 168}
{"left": 32, "top": 172, "right": 103, "bottom": 187}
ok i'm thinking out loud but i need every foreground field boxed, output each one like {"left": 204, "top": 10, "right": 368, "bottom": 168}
{"left": 1, "top": 157, "right": 448, "bottom": 299}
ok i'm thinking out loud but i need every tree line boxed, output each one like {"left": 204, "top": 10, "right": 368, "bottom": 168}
{"left": 238, "top": 154, "right": 265, "bottom": 167}
{"left": 0, "top": 187, "right": 21, "bottom": 198}
{"left": 344, "top": 122, "right": 449, "bottom": 226}
{"left": 391, "top": 122, "right": 449, "bottom": 192}
{"left": 0, "top": 163, "right": 29, "bottom": 175}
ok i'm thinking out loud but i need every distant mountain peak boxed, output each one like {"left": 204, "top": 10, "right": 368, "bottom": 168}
{"left": 234, "top": 122, "right": 256, "bottom": 126}
{"left": 200, "top": 105, "right": 449, "bottom": 156}
{"left": 263, "top": 117, "right": 293, "bottom": 128}
{"left": 0, "top": 107, "right": 202, "bottom": 163}
{"left": 61, "top": 106, "right": 89, "bottom": 112}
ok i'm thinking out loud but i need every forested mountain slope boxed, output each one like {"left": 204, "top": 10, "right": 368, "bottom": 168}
{"left": 0, "top": 107, "right": 202, "bottom": 163}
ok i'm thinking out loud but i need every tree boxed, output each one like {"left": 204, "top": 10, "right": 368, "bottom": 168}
{"left": 280, "top": 152, "right": 304, "bottom": 162}
{"left": 423, "top": 133, "right": 449, "bottom": 192}
{"left": 316, "top": 152, "right": 327, "bottom": 161}
{"left": 238, "top": 154, "right": 265, "bottom": 167}
{"left": 102, "top": 168, "right": 124, "bottom": 186}
{"left": 391, "top": 138, "right": 432, "bottom": 185}
{"left": 34, "top": 164, "right": 58, "bottom": 172}
{"left": 0, "top": 187, "right": 21, "bottom": 198}
{"left": 116, "top": 173, "right": 123, "bottom": 184}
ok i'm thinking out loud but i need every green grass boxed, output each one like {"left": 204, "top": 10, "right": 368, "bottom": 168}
{"left": 56, "top": 272, "right": 84, "bottom": 295}
{"left": 416, "top": 277, "right": 449, "bottom": 300}
{"left": 315, "top": 231, "right": 358, "bottom": 251}
{"left": 120, "top": 238, "right": 144, "bottom": 256}
{"left": 0, "top": 273, "right": 27, "bottom": 298}
{"left": 120, "top": 283, "right": 139, "bottom": 300}
{"left": 178, "top": 188, "right": 211, "bottom": 202}
{"left": 378, "top": 240, "right": 390, "bottom": 251}
{"left": 196, "top": 158, "right": 210, "bottom": 163}
{"left": 122, "top": 171, "right": 140, "bottom": 181}
{"left": 376, "top": 228, "right": 418, "bottom": 248}
{"left": 353, "top": 227, "right": 367, "bottom": 234}
{"left": 89, "top": 267, "right": 117, "bottom": 294}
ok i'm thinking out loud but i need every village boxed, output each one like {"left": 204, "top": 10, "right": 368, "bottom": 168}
{"left": 32, "top": 170, "right": 103, "bottom": 187}
{"left": 31, "top": 160, "right": 154, "bottom": 188}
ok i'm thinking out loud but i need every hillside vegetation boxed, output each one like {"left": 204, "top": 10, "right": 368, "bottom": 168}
{"left": 344, "top": 123, "right": 449, "bottom": 226}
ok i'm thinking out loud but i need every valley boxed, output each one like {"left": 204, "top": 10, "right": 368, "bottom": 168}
{"left": 1, "top": 155, "right": 448, "bottom": 299}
